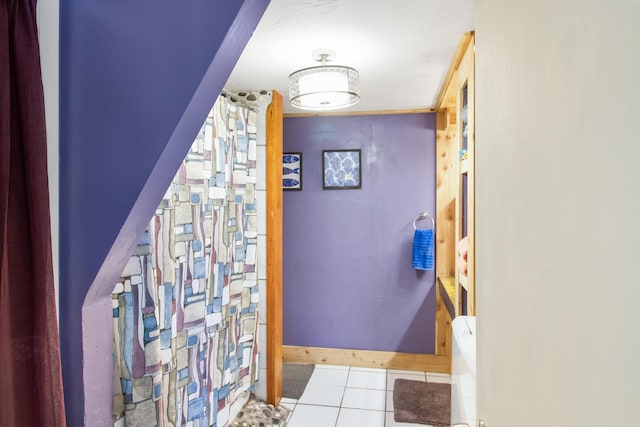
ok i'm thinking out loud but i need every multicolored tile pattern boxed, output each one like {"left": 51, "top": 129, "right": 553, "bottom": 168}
{"left": 113, "top": 95, "right": 261, "bottom": 427}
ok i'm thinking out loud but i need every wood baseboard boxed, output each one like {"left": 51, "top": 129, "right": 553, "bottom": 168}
{"left": 283, "top": 345, "right": 450, "bottom": 374}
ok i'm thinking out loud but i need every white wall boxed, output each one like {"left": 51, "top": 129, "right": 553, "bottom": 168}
{"left": 38, "top": 0, "right": 60, "bottom": 314}
{"left": 475, "top": 1, "right": 640, "bottom": 426}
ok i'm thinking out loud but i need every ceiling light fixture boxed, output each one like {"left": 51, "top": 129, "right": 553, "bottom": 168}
{"left": 288, "top": 49, "right": 360, "bottom": 111}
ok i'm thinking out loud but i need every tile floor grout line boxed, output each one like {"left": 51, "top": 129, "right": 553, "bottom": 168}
{"left": 382, "top": 369, "right": 389, "bottom": 413}
{"left": 294, "top": 402, "right": 342, "bottom": 409}
{"left": 337, "top": 366, "right": 349, "bottom": 409}
{"left": 344, "top": 385, "right": 387, "bottom": 391}
{"left": 384, "top": 369, "right": 388, "bottom": 414}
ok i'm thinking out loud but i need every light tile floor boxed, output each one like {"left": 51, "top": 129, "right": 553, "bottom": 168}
{"left": 281, "top": 365, "right": 451, "bottom": 427}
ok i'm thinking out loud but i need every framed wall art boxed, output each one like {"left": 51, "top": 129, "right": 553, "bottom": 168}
{"left": 283, "top": 152, "right": 302, "bottom": 191}
{"left": 322, "top": 149, "right": 361, "bottom": 190}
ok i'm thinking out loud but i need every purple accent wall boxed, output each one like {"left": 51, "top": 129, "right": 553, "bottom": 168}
{"left": 59, "top": 1, "right": 269, "bottom": 425}
{"left": 283, "top": 114, "right": 437, "bottom": 354}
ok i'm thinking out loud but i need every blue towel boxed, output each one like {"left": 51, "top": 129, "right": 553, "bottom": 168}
{"left": 412, "top": 228, "right": 434, "bottom": 270}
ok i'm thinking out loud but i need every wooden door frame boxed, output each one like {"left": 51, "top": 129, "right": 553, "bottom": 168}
{"left": 265, "top": 34, "right": 473, "bottom": 392}
{"left": 266, "top": 91, "right": 283, "bottom": 406}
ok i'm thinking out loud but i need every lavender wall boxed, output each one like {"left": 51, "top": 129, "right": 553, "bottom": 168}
{"left": 283, "top": 114, "right": 437, "bottom": 354}
{"left": 59, "top": 1, "right": 269, "bottom": 425}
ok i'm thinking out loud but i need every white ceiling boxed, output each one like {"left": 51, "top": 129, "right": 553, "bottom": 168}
{"left": 225, "top": 0, "right": 476, "bottom": 115}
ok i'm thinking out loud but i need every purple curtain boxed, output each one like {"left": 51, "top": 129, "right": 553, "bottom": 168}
{"left": 0, "top": 0, "right": 66, "bottom": 425}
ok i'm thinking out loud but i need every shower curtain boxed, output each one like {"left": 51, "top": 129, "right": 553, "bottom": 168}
{"left": 112, "top": 96, "right": 261, "bottom": 426}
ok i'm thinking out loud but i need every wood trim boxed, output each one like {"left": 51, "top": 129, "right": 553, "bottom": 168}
{"left": 454, "top": 34, "right": 476, "bottom": 316}
{"left": 284, "top": 107, "right": 435, "bottom": 118}
{"left": 464, "top": 39, "right": 476, "bottom": 316}
{"left": 435, "top": 94, "right": 457, "bottom": 360}
{"left": 434, "top": 31, "right": 475, "bottom": 111}
{"left": 266, "top": 91, "right": 283, "bottom": 406}
{"left": 435, "top": 283, "right": 451, "bottom": 358}
{"left": 437, "top": 276, "right": 456, "bottom": 321}
{"left": 283, "top": 345, "right": 450, "bottom": 374}
{"left": 435, "top": 112, "right": 457, "bottom": 279}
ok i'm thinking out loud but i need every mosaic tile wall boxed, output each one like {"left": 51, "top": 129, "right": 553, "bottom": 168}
{"left": 112, "top": 95, "right": 262, "bottom": 427}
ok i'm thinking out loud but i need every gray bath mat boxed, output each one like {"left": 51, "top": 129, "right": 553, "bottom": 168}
{"left": 393, "top": 379, "right": 451, "bottom": 426}
{"left": 282, "top": 363, "right": 315, "bottom": 400}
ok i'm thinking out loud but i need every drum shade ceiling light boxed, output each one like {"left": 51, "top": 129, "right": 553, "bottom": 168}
{"left": 289, "top": 49, "right": 360, "bottom": 111}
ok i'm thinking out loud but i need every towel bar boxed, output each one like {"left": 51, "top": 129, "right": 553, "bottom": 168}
{"left": 413, "top": 211, "right": 435, "bottom": 230}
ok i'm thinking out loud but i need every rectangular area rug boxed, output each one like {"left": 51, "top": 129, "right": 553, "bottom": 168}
{"left": 282, "top": 363, "right": 315, "bottom": 400}
{"left": 393, "top": 379, "right": 451, "bottom": 427}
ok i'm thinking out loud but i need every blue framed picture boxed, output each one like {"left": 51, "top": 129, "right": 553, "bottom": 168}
{"left": 283, "top": 152, "right": 302, "bottom": 191}
{"left": 322, "top": 149, "right": 362, "bottom": 190}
